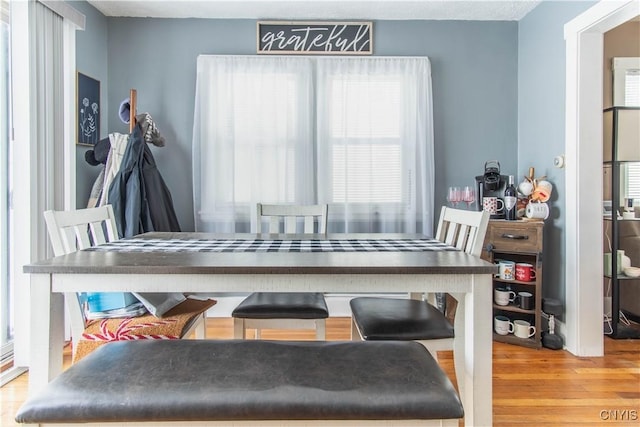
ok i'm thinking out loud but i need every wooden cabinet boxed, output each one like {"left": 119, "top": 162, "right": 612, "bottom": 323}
{"left": 482, "top": 219, "right": 543, "bottom": 348}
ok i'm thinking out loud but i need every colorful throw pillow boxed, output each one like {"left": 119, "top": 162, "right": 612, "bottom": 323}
{"left": 74, "top": 298, "right": 216, "bottom": 362}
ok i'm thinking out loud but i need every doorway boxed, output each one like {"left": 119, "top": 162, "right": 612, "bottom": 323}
{"left": 564, "top": 0, "right": 639, "bottom": 357}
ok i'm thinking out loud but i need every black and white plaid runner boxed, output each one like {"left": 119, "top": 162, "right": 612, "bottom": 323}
{"left": 85, "top": 238, "right": 457, "bottom": 253}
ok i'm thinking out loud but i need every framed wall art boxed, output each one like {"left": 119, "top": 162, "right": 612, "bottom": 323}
{"left": 257, "top": 21, "right": 372, "bottom": 55}
{"left": 76, "top": 72, "right": 100, "bottom": 146}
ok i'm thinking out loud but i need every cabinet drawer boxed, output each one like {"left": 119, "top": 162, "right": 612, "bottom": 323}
{"left": 485, "top": 221, "right": 543, "bottom": 253}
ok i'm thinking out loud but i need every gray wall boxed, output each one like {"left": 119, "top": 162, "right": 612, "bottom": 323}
{"left": 69, "top": 1, "right": 110, "bottom": 208}
{"left": 73, "top": 0, "right": 108, "bottom": 209}
{"left": 73, "top": 1, "right": 605, "bottom": 314}
{"left": 517, "top": 1, "right": 595, "bottom": 308}
{"left": 95, "top": 18, "right": 518, "bottom": 231}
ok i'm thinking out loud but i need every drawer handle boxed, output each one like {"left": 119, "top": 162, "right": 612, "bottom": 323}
{"left": 501, "top": 233, "right": 529, "bottom": 240}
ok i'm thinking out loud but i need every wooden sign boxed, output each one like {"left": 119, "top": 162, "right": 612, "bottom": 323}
{"left": 257, "top": 21, "right": 372, "bottom": 55}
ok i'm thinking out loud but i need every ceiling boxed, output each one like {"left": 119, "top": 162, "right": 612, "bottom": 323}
{"left": 86, "top": 0, "right": 542, "bottom": 21}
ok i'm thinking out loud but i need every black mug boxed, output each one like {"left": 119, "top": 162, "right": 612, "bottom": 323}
{"left": 518, "top": 291, "right": 534, "bottom": 310}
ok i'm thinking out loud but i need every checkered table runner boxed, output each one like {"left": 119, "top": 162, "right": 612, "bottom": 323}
{"left": 86, "top": 238, "right": 457, "bottom": 253}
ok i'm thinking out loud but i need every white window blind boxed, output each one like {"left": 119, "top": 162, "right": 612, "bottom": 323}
{"left": 0, "top": 0, "right": 12, "bottom": 375}
{"left": 0, "top": 0, "right": 8, "bottom": 25}
{"left": 332, "top": 144, "right": 401, "bottom": 203}
{"left": 626, "top": 163, "right": 640, "bottom": 199}
{"left": 328, "top": 75, "right": 403, "bottom": 205}
{"left": 619, "top": 65, "right": 639, "bottom": 200}
{"left": 624, "top": 71, "right": 639, "bottom": 106}
{"left": 613, "top": 57, "right": 640, "bottom": 107}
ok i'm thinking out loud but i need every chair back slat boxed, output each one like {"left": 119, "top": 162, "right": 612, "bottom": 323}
{"left": 257, "top": 203, "right": 328, "bottom": 234}
{"left": 43, "top": 205, "right": 121, "bottom": 340}
{"left": 44, "top": 205, "right": 118, "bottom": 256}
{"left": 435, "top": 206, "right": 489, "bottom": 256}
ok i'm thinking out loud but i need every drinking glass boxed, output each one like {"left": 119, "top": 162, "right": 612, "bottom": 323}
{"left": 447, "top": 187, "right": 461, "bottom": 207}
{"left": 462, "top": 186, "right": 476, "bottom": 208}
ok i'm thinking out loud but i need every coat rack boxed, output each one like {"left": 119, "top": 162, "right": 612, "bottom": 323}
{"left": 129, "top": 88, "right": 137, "bottom": 133}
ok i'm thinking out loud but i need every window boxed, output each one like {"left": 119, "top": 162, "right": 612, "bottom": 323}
{"left": 328, "top": 75, "right": 403, "bottom": 204}
{"left": 315, "top": 58, "right": 432, "bottom": 233}
{"left": 193, "top": 56, "right": 434, "bottom": 234}
{"left": 624, "top": 162, "right": 640, "bottom": 200}
{"left": 193, "top": 56, "right": 315, "bottom": 230}
{"left": 613, "top": 57, "right": 640, "bottom": 107}
{"left": 624, "top": 70, "right": 639, "bottom": 106}
{"left": 610, "top": 58, "right": 640, "bottom": 202}
{"left": 228, "top": 72, "right": 300, "bottom": 203}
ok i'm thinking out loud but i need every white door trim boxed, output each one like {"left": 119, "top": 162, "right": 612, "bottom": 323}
{"left": 564, "top": 0, "right": 639, "bottom": 357}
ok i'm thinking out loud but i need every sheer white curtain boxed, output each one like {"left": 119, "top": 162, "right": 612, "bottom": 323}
{"left": 316, "top": 57, "right": 433, "bottom": 234}
{"left": 193, "top": 56, "right": 315, "bottom": 232}
{"left": 192, "top": 55, "right": 434, "bottom": 235}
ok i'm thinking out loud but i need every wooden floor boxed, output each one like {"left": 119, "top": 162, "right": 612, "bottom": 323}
{"left": 1, "top": 317, "right": 639, "bottom": 426}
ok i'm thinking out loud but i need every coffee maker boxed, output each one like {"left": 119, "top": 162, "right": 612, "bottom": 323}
{"left": 475, "top": 160, "right": 508, "bottom": 219}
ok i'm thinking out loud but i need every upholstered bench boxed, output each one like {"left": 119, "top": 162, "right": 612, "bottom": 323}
{"left": 16, "top": 340, "right": 463, "bottom": 427}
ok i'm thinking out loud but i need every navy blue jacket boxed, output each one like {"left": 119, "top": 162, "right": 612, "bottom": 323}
{"left": 108, "top": 123, "right": 180, "bottom": 238}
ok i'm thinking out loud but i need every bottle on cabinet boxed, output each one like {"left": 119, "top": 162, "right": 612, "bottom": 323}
{"left": 504, "top": 175, "right": 517, "bottom": 221}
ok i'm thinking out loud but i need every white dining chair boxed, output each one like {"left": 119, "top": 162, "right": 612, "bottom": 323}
{"left": 349, "top": 206, "right": 490, "bottom": 395}
{"left": 43, "top": 205, "right": 214, "bottom": 361}
{"left": 231, "top": 203, "right": 329, "bottom": 340}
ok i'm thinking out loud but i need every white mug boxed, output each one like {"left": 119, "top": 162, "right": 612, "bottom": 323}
{"left": 526, "top": 202, "right": 549, "bottom": 219}
{"left": 532, "top": 180, "right": 553, "bottom": 202}
{"left": 514, "top": 319, "right": 536, "bottom": 339}
{"left": 494, "top": 288, "right": 516, "bottom": 306}
{"left": 518, "top": 180, "right": 533, "bottom": 197}
{"left": 483, "top": 197, "right": 504, "bottom": 215}
{"left": 494, "top": 315, "right": 514, "bottom": 335}
{"left": 499, "top": 260, "right": 515, "bottom": 281}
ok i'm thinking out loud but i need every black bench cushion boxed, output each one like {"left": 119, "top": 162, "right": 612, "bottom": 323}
{"left": 16, "top": 340, "right": 463, "bottom": 423}
{"left": 232, "top": 292, "right": 329, "bottom": 319}
{"left": 350, "top": 297, "right": 455, "bottom": 341}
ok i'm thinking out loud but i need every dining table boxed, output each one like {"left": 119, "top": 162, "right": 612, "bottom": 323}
{"left": 24, "top": 232, "right": 497, "bottom": 426}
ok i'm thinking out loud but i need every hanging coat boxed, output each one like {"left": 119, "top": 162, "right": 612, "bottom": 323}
{"left": 108, "top": 123, "right": 181, "bottom": 238}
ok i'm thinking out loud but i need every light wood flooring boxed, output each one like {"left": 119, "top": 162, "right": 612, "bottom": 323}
{"left": 1, "top": 317, "right": 639, "bottom": 427}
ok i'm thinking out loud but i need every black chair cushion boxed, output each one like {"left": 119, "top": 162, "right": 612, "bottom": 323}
{"left": 15, "top": 340, "right": 463, "bottom": 423}
{"left": 350, "top": 297, "right": 455, "bottom": 341}
{"left": 232, "top": 292, "right": 329, "bottom": 319}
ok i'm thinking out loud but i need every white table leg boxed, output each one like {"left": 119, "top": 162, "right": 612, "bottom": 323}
{"left": 461, "top": 273, "right": 493, "bottom": 427}
{"left": 28, "top": 274, "right": 65, "bottom": 396}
